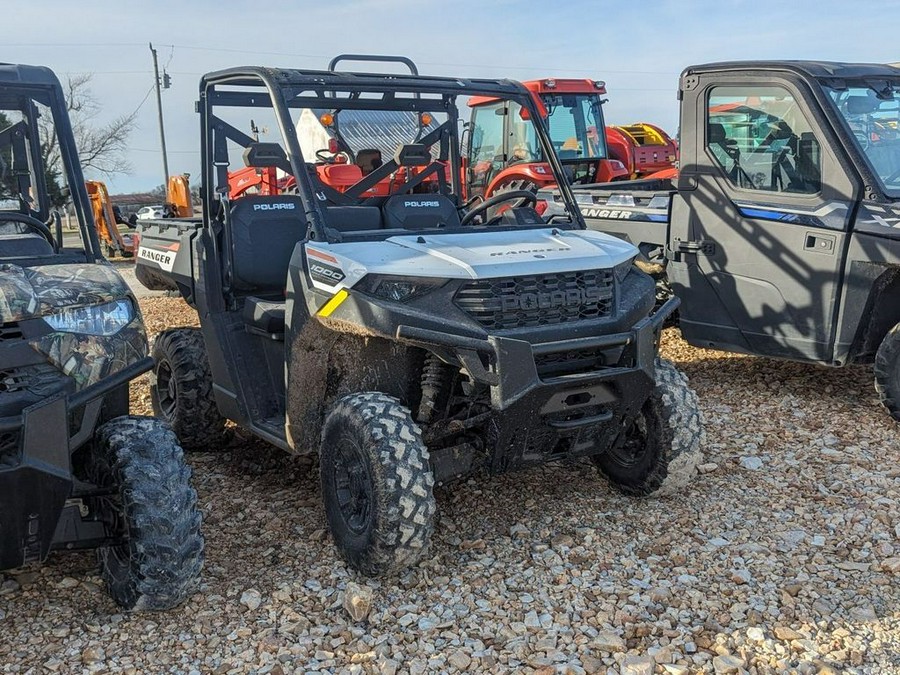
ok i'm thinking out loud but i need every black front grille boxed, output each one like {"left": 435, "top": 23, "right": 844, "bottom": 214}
{"left": 454, "top": 270, "right": 614, "bottom": 330}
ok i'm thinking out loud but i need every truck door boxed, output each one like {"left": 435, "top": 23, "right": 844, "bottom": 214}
{"left": 668, "top": 75, "right": 857, "bottom": 362}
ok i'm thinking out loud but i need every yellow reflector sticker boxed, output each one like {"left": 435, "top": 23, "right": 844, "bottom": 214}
{"left": 317, "top": 289, "right": 349, "bottom": 317}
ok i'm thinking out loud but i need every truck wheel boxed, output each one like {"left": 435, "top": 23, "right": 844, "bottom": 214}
{"left": 87, "top": 416, "right": 204, "bottom": 611}
{"left": 874, "top": 324, "right": 900, "bottom": 421}
{"left": 320, "top": 392, "right": 436, "bottom": 576}
{"left": 592, "top": 358, "right": 702, "bottom": 496}
{"left": 150, "top": 328, "right": 228, "bottom": 451}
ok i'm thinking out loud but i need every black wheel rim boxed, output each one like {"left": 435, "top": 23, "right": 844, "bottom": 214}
{"left": 331, "top": 434, "right": 373, "bottom": 535}
{"left": 606, "top": 412, "right": 650, "bottom": 468}
{"left": 155, "top": 360, "right": 178, "bottom": 419}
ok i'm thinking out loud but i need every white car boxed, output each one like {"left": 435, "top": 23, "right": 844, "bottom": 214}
{"left": 136, "top": 205, "right": 164, "bottom": 220}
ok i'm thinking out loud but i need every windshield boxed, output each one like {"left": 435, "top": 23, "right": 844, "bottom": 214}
{"left": 823, "top": 81, "right": 900, "bottom": 198}
{"left": 0, "top": 85, "right": 86, "bottom": 252}
{"left": 541, "top": 93, "right": 608, "bottom": 161}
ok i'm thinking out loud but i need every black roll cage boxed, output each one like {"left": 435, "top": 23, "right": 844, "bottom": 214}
{"left": 0, "top": 65, "right": 101, "bottom": 260}
{"left": 198, "top": 64, "right": 585, "bottom": 244}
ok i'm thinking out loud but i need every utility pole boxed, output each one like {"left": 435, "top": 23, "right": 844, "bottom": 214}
{"left": 149, "top": 43, "right": 170, "bottom": 188}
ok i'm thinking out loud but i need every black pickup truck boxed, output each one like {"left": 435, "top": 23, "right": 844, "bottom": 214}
{"left": 548, "top": 60, "right": 900, "bottom": 419}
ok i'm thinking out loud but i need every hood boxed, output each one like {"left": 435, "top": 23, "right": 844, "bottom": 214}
{"left": 314, "top": 228, "right": 638, "bottom": 289}
{"left": 0, "top": 263, "right": 131, "bottom": 323}
{"left": 384, "top": 228, "right": 637, "bottom": 277}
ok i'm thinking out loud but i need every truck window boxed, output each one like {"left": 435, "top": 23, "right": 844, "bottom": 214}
{"left": 707, "top": 86, "right": 821, "bottom": 194}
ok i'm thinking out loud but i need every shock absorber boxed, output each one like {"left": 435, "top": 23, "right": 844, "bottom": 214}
{"left": 418, "top": 353, "right": 450, "bottom": 424}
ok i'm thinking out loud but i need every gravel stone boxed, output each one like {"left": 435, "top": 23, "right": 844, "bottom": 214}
{"left": 739, "top": 455, "right": 764, "bottom": 470}
{"left": 0, "top": 299, "right": 897, "bottom": 672}
{"left": 342, "top": 582, "right": 373, "bottom": 622}
{"left": 239, "top": 588, "right": 262, "bottom": 611}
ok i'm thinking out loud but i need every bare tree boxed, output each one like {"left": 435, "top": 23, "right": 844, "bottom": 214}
{"left": 40, "top": 73, "right": 137, "bottom": 180}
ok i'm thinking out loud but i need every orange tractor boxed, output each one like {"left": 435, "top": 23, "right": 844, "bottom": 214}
{"left": 221, "top": 76, "right": 677, "bottom": 205}
{"left": 466, "top": 78, "right": 678, "bottom": 200}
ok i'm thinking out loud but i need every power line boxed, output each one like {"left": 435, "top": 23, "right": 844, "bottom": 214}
{"left": 128, "top": 147, "right": 196, "bottom": 154}
{"left": 8, "top": 41, "right": 679, "bottom": 77}
{"left": 157, "top": 43, "right": 678, "bottom": 77}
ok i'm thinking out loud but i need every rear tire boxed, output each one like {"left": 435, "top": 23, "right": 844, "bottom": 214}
{"left": 487, "top": 178, "right": 538, "bottom": 220}
{"left": 874, "top": 323, "right": 900, "bottom": 422}
{"left": 87, "top": 416, "right": 204, "bottom": 611}
{"left": 592, "top": 359, "right": 702, "bottom": 496}
{"left": 320, "top": 392, "right": 436, "bottom": 576}
{"left": 150, "top": 328, "right": 228, "bottom": 451}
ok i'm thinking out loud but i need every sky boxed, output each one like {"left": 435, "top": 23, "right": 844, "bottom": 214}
{"left": 7, "top": 0, "right": 900, "bottom": 194}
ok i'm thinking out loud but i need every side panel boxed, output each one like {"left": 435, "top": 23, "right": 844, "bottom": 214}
{"left": 833, "top": 203, "right": 900, "bottom": 363}
{"left": 670, "top": 72, "right": 860, "bottom": 362}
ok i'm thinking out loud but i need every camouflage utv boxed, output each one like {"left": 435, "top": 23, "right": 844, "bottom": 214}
{"left": 0, "top": 63, "right": 203, "bottom": 610}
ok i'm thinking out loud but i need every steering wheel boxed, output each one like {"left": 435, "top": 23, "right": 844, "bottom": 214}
{"left": 0, "top": 213, "right": 57, "bottom": 251}
{"left": 460, "top": 189, "right": 538, "bottom": 226}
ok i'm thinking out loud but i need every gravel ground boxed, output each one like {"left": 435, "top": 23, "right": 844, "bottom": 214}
{"left": 1, "top": 297, "right": 899, "bottom": 674}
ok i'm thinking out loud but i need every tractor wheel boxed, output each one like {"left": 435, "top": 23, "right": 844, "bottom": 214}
{"left": 487, "top": 179, "right": 538, "bottom": 220}
{"left": 150, "top": 328, "right": 228, "bottom": 451}
{"left": 87, "top": 416, "right": 204, "bottom": 611}
{"left": 320, "top": 392, "right": 436, "bottom": 576}
{"left": 592, "top": 359, "right": 703, "bottom": 496}
{"left": 874, "top": 323, "right": 900, "bottom": 422}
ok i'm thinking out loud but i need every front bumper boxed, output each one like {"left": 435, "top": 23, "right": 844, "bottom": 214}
{"left": 397, "top": 297, "right": 679, "bottom": 476}
{"left": 0, "top": 356, "right": 153, "bottom": 570}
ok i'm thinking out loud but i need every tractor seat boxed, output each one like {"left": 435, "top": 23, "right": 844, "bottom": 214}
{"left": 243, "top": 296, "right": 286, "bottom": 338}
{"left": 356, "top": 149, "right": 383, "bottom": 176}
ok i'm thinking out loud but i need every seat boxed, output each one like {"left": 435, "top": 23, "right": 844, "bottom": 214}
{"left": 242, "top": 296, "right": 286, "bottom": 338}
{"left": 325, "top": 205, "right": 383, "bottom": 233}
{"left": 381, "top": 194, "right": 460, "bottom": 230}
{"left": 0, "top": 233, "right": 53, "bottom": 258}
{"left": 356, "top": 149, "right": 383, "bottom": 176}
{"left": 228, "top": 195, "right": 306, "bottom": 293}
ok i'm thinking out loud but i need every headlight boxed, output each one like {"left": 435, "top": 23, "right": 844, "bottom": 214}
{"left": 613, "top": 257, "right": 635, "bottom": 283}
{"left": 355, "top": 275, "right": 446, "bottom": 302}
{"left": 44, "top": 298, "right": 135, "bottom": 336}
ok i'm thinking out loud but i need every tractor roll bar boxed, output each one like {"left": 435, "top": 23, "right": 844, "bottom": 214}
{"left": 328, "top": 54, "right": 419, "bottom": 76}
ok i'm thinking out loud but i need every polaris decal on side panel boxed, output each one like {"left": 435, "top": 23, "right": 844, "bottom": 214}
{"left": 137, "top": 244, "right": 179, "bottom": 272}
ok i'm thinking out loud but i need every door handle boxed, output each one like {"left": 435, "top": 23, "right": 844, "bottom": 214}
{"left": 803, "top": 231, "right": 835, "bottom": 254}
